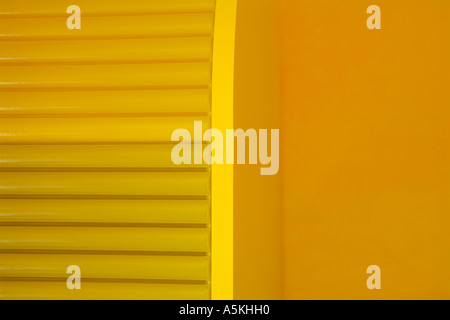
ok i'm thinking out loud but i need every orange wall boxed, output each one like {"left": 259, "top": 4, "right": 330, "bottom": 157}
{"left": 278, "top": 0, "right": 450, "bottom": 299}
{"left": 234, "top": 0, "right": 283, "bottom": 299}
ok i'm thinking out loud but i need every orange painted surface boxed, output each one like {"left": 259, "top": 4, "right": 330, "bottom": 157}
{"left": 234, "top": 0, "right": 283, "bottom": 300}
{"left": 278, "top": 0, "right": 450, "bottom": 299}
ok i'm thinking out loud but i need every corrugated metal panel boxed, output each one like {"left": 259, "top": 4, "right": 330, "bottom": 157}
{"left": 0, "top": 0, "right": 214, "bottom": 300}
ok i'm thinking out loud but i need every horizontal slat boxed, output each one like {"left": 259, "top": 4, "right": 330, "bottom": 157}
{"left": 0, "top": 89, "right": 210, "bottom": 115}
{"left": 0, "top": 227, "right": 210, "bottom": 252}
{"left": 0, "top": 117, "right": 210, "bottom": 143}
{"left": 0, "top": 199, "right": 210, "bottom": 224}
{"left": 0, "top": 281, "right": 210, "bottom": 300}
{"left": 0, "top": 37, "right": 212, "bottom": 65}
{"left": 0, "top": 254, "right": 210, "bottom": 281}
{"left": 0, "top": 172, "right": 210, "bottom": 196}
{"left": 0, "top": 145, "right": 207, "bottom": 168}
{"left": 0, "top": 0, "right": 215, "bottom": 16}
{"left": 0, "top": 63, "right": 210, "bottom": 89}
{"left": 0, "top": 14, "right": 214, "bottom": 40}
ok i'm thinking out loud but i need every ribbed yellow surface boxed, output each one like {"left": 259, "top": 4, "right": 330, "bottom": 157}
{"left": 0, "top": 0, "right": 214, "bottom": 300}
{"left": 0, "top": 38, "right": 212, "bottom": 65}
{"left": 0, "top": 63, "right": 211, "bottom": 89}
{"left": 0, "top": 227, "right": 210, "bottom": 252}
{"left": 0, "top": 281, "right": 210, "bottom": 300}
{"left": 0, "top": 0, "right": 215, "bottom": 16}
{"left": 0, "top": 89, "right": 210, "bottom": 115}
{"left": 0, "top": 199, "right": 210, "bottom": 224}
{"left": 0, "top": 117, "right": 210, "bottom": 143}
{"left": 0, "top": 172, "right": 210, "bottom": 196}
{"left": 0, "top": 145, "right": 208, "bottom": 168}
{"left": 0, "top": 254, "right": 210, "bottom": 280}
{"left": 0, "top": 14, "right": 214, "bottom": 39}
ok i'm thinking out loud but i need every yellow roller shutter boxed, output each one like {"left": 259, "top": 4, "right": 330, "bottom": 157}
{"left": 0, "top": 0, "right": 236, "bottom": 300}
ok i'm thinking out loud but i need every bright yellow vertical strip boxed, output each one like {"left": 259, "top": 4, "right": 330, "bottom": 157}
{"left": 211, "top": 0, "right": 237, "bottom": 300}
